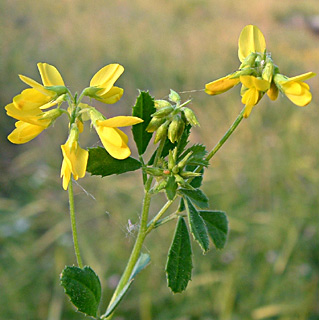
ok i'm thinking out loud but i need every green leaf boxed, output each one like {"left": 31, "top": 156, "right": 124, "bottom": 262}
{"left": 166, "top": 217, "right": 193, "bottom": 293}
{"left": 87, "top": 147, "right": 141, "bottom": 177}
{"left": 60, "top": 265, "right": 101, "bottom": 317}
{"left": 199, "top": 210, "right": 228, "bottom": 249}
{"left": 185, "top": 197, "right": 210, "bottom": 253}
{"left": 101, "top": 253, "right": 150, "bottom": 318}
{"left": 165, "top": 176, "right": 177, "bottom": 200}
{"left": 132, "top": 91, "right": 156, "bottom": 155}
{"left": 179, "top": 188, "right": 209, "bottom": 209}
{"left": 179, "top": 144, "right": 209, "bottom": 167}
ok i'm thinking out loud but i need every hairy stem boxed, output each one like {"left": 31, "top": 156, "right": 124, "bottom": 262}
{"left": 68, "top": 179, "right": 83, "bottom": 268}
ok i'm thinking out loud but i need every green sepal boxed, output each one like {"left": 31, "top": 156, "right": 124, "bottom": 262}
{"left": 166, "top": 217, "right": 193, "bottom": 293}
{"left": 185, "top": 197, "right": 210, "bottom": 253}
{"left": 199, "top": 210, "right": 228, "bottom": 249}
{"left": 101, "top": 253, "right": 150, "bottom": 318}
{"left": 87, "top": 147, "right": 141, "bottom": 177}
{"left": 165, "top": 176, "right": 177, "bottom": 200}
{"left": 179, "top": 188, "right": 209, "bottom": 209}
{"left": 132, "top": 91, "right": 156, "bottom": 155}
{"left": 45, "top": 85, "right": 68, "bottom": 96}
{"left": 60, "top": 265, "right": 101, "bottom": 317}
{"left": 186, "top": 165, "right": 204, "bottom": 188}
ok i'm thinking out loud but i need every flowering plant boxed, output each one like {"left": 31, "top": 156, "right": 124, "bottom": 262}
{"left": 5, "top": 25, "right": 315, "bottom": 318}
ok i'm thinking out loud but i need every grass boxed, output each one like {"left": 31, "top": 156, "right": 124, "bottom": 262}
{"left": 0, "top": 0, "right": 318, "bottom": 319}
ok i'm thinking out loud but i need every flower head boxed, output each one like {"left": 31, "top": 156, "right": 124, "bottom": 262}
{"left": 84, "top": 64, "right": 124, "bottom": 104}
{"left": 60, "top": 125, "right": 89, "bottom": 190}
{"left": 205, "top": 25, "right": 316, "bottom": 117}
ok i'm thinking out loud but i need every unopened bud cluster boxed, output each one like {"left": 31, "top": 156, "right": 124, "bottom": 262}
{"left": 146, "top": 147, "right": 202, "bottom": 195}
{"left": 146, "top": 90, "right": 199, "bottom": 144}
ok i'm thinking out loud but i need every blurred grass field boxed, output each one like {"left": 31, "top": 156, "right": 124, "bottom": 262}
{"left": 1, "top": 0, "right": 318, "bottom": 319}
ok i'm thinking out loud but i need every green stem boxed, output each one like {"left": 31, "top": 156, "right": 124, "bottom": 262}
{"left": 146, "top": 200, "right": 174, "bottom": 234}
{"left": 205, "top": 106, "right": 245, "bottom": 162}
{"left": 68, "top": 179, "right": 83, "bottom": 268}
{"left": 103, "top": 137, "right": 167, "bottom": 318}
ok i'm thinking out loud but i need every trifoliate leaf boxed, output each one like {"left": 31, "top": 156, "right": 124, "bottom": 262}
{"left": 166, "top": 217, "right": 193, "bottom": 293}
{"left": 60, "top": 265, "right": 101, "bottom": 317}
{"left": 185, "top": 197, "right": 209, "bottom": 253}
{"left": 179, "top": 144, "right": 209, "bottom": 167}
{"left": 132, "top": 91, "right": 156, "bottom": 155}
{"left": 87, "top": 147, "right": 141, "bottom": 177}
{"left": 199, "top": 210, "right": 228, "bottom": 249}
{"left": 179, "top": 188, "right": 209, "bottom": 209}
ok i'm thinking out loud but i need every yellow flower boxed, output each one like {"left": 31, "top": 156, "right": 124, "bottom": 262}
{"left": 19, "top": 62, "right": 66, "bottom": 99}
{"left": 273, "top": 72, "right": 316, "bottom": 106}
{"left": 85, "top": 64, "right": 124, "bottom": 104}
{"left": 240, "top": 76, "right": 270, "bottom": 118}
{"left": 60, "top": 125, "right": 89, "bottom": 190}
{"left": 205, "top": 25, "right": 316, "bottom": 117}
{"left": 91, "top": 113, "right": 143, "bottom": 159}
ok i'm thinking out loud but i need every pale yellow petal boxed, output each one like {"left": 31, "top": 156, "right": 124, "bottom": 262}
{"left": 73, "top": 147, "right": 88, "bottom": 179}
{"left": 60, "top": 159, "right": 71, "bottom": 190}
{"left": 241, "top": 88, "right": 259, "bottom": 107}
{"left": 13, "top": 88, "right": 52, "bottom": 110}
{"left": 37, "top": 63, "right": 65, "bottom": 86}
{"left": 286, "top": 72, "right": 316, "bottom": 83}
{"left": 238, "top": 25, "right": 266, "bottom": 62}
{"left": 98, "top": 116, "right": 143, "bottom": 128}
{"left": 267, "top": 82, "right": 279, "bottom": 101}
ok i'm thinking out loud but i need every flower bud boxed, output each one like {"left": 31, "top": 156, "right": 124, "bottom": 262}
{"left": 154, "top": 121, "right": 169, "bottom": 143}
{"left": 183, "top": 108, "right": 199, "bottom": 127}
{"left": 172, "top": 165, "right": 179, "bottom": 174}
{"left": 168, "top": 149, "right": 175, "bottom": 171}
{"left": 152, "top": 105, "right": 174, "bottom": 118}
{"left": 262, "top": 59, "right": 274, "bottom": 83}
{"left": 168, "top": 89, "right": 181, "bottom": 104}
{"left": 239, "top": 52, "right": 257, "bottom": 69}
{"left": 146, "top": 116, "right": 165, "bottom": 132}
{"left": 155, "top": 100, "right": 172, "bottom": 109}
{"left": 144, "top": 167, "right": 164, "bottom": 176}
{"left": 177, "top": 151, "right": 193, "bottom": 169}
{"left": 180, "top": 171, "right": 202, "bottom": 178}
{"left": 168, "top": 115, "right": 185, "bottom": 143}
{"left": 153, "top": 179, "right": 168, "bottom": 193}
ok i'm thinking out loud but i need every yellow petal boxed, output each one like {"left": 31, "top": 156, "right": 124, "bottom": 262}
{"left": 19, "top": 75, "right": 55, "bottom": 97}
{"left": 37, "top": 63, "right": 65, "bottom": 86}
{"left": 60, "top": 159, "right": 71, "bottom": 190}
{"left": 96, "top": 125, "right": 124, "bottom": 147}
{"left": 13, "top": 89, "right": 52, "bottom": 110}
{"left": 205, "top": 75, "right": 240, "bottom": 95}
{"left": 253, "top": 77, "right": 270, "bottom": 91}
{"left": 90, "top": 64, "right": 124, "bottom": 93}
{"left": 238, "top": 25, "right": 266, "bottom": 62}
{"left": 286, "top": 72, "right": 316, "bottom": 83}
{"left": 283, "top": 84, "right": 312, "bottom": 106}
{"left": 5, "top": 103, "right": 51, "bottom": 127}
{"left": 114, "top": 127, "right": 129, "bottom": 144}
{"left": 7, "top": 121, "right": 45, "bottom": 144}
{"left": 243, "top": 104, "right": 254, "bottom": 118}
{"left": 241, "top": 88, "right": 259, "bottom": 107}
{"left": 98, "top": 116, "right": 143, "bottom": 128}
{"left": 96, "top": 86, "right": 124, "bottom": 104}
{"left": 267, "top": 82, "right": 279, "bottom": 101}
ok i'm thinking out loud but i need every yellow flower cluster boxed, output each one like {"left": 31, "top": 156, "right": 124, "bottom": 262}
{"left": 5, "top": 63, "right": 143, "bottom": 189}
{"left": 205, "top": 25, "right": 316, "bottom": 118}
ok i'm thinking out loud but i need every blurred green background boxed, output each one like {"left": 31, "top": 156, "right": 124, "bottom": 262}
{"left": 1, "top": 0, "right": 318, "bottom": 319}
